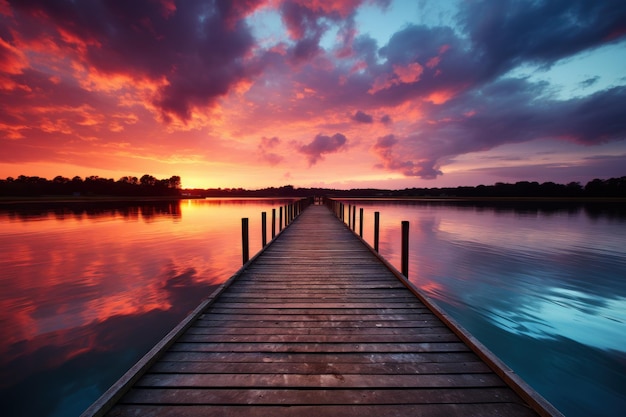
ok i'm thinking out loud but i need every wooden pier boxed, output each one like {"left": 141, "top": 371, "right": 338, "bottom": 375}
{"left": 83, "top": 203, "right": 562, "bottom": 417}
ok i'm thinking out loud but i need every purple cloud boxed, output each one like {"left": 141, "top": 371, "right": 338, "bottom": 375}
{"left": 372, "top": 134, "right": 443, "bottom": 179}
{"left": 8, "top": 0, "right": 265, "bottom": 122}
{"left": 458, "top": 0, "right": 626, "bottom": 76}
{"left": 299, "top": 133, "right": 348, "bottom": 165}
{"left": 371, "top": 81, "right": 626, "bottom": 180}
{"left": 351, "top": 110, "right": 373, "bottom": 124}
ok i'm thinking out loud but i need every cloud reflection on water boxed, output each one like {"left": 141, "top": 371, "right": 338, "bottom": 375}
{"left": 0, "top": 198, "right": 296, "bottom": 416}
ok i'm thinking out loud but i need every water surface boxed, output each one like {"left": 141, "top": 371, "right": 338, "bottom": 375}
{"left": 0, "top": 198, "right": 296, "bottom": 417}
{"left": 2, "top": 199, "right": 625, "bottom": 417}
{"left": 339, "top": 199, "right": 626, "bottom": 417}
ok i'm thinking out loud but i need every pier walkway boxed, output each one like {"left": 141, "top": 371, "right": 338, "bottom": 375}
{"left": 86, "top": 204, "right": 560, "bottom": 417}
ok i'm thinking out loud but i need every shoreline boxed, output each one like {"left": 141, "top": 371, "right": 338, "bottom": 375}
{"left": 0, "top": 195, "right": 192, "bottom": 205}
{"left": 1, "top": 195, "right": 625, "bottom": 205}
{"left": 333, "top": 196, "right": 626, "bottom": 203}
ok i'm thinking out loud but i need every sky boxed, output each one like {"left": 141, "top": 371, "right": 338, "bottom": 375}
{"left": 1, "top": 0, "right": 625, "bottom": 190}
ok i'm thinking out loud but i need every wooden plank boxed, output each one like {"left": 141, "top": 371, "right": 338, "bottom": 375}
{"left": 194, "top": 313, "right": 437, "bottom": 321}
{"left": 136, "top": 372, "right": 507, "bottom": 389}
{"left": 108, "top": 403, "right": 539, "bottom": 417}
{"left": 122, "top": 387, "right": 521, "bottom": 405}
{"left": 185, "top": 325, "right": 450, "bottom": 336}
{"left": 158, "top": 351, "right": 482, "bottom": 364}
{"left": 149, "top": 360, "right": 491, "bottom": 375}
{"left": 194, "top": 320, "right": 446, "bottom": 329}
{"left": 177, "top": 333, "right": 460, "bottom": 344}
{"left": 206, "top": 302, "right": 425, "bottom": 309}
{"left": 205, "top": 308, "right": 429, "bottom": 316}
{"left": 169, "top": 342, "right": 471, "bottom": 353}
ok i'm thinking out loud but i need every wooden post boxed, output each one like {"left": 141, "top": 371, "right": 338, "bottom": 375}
{"left": 242, "top": 218, "right": 249, "bottom": 264}
{"left": 272, "top": 208, "right": 276, "bottom": 239}
{"left": 348, "top": 204, "right": 351, "bottom": 228}
{"left": 261, "top": 212, "right": 267, "bottom": 247}
{"left": 374, "top": 211, "right": 380, "bottom": 252}
{"left": 351, "top": 205, "right": 356, "bottom": 232}
{"left": 402, "top": 221, "right": 409, "bottom": 278}
{"left": 359, "top": 208, "right": 364, "bottom": 238}
{"left": 279, "top": 207, "right": 283, "bottom": 231}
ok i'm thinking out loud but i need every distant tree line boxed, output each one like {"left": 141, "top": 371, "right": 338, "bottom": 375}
{"left": 0, "top": 174, "right": 182, "bottom": 197}
{"left": 186, "top": 177, "right": 626, "bottom": 198}
{"left": 3, "top": 175, "right": 625, "bottom": 199}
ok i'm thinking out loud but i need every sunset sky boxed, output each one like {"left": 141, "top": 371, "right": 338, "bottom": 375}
{"left": 2, "top": 0, "right": 625, "bottom": 189}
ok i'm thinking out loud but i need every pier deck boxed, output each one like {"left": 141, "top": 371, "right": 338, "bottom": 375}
{"left": 87, "top": 204, "right": 560, "bottom": 417}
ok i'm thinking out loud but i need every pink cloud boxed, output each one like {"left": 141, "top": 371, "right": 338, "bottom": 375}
{"left": 369, "top": 62, "right": 424, "bottom": 94}
{"left": 258, "top": 136, "right": 284, "bottom": 166}
{"left": 0, "top": 37, "right": 28, "bottom": 75}
{"left": 299, "top": 133, "right": 348, "bottom": 166}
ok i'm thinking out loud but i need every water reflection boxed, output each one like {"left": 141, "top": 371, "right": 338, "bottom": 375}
{"left": 3, "top": 201, "right": 182, "bottom": 222}
{"left": 0, "top": 198, "right": 297, "bottom": 417}
{"left": 339, "top": 199, "right": 626, "bottom": 417}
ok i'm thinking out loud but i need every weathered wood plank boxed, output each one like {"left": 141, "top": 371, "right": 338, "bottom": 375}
{"left": 122, "top": 387, "right": 521, "bottom": 405}
{"left": 194, "top": 319, "right": 445, "bottom": 328}
{"left": 169, "top": 341, "right": 471, "bottom": 353}
{"left": 108, "top": 403, "right": 538, "bottom": 417}
{"left": 177, "top": 333, "right": 460, "bottom": 344}
{"left": 185, "top": 325, "right": 450, "bottom": 336}
{"left": 195, "top": 313, "right": 437, "bottom": 321}
{"left": 158, "top": 351, "right": 482, "bottom": 364}
{"left": 206, "top": 307, "right": 429, "bottom": 315}
{"left": 136, "top": 372, "right": 506, "bottom": 389}
{"left": 149, "top": 360, "right": 491, "bottom": 375}
{"left": 207, "top": 302, "right": 424, "bottom": 309}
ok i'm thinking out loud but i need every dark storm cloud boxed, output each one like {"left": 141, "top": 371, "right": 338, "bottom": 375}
{"left": 351, "top": 110, "right": 373, "bottom": 124}
{"left": 279, "top": 0, "right": 391, "bottom": 63}
{"left": 377, "top": 81, "right": 626, "bottom": 179}
{"left": 579, "top": 76, "right": 600, "bottom": 89}
{"left": 8, "top": 0, "right": 265, "bottom": 122}
{"left": 358, "top": 0, "right": 626, "bottom": 179}
{"left": 458, "top": 0, "right": 626, "bottom": 76}
{"left": 299, "top": 133, "right": 348, "bottom": 166}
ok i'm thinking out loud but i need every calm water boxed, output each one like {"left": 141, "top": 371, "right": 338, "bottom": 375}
{"left": 1, "top": 199, "right": 625, "bottom": 416}
{"left": 338, "top": 199, "right": 626, "bottom": 417}
{"left": 0, "top": 198, "right": 298, "bottom": 417}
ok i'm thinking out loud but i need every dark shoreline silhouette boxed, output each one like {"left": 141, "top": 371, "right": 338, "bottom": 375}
{"left": 1, "top": 174, "right": 625, "bottom": 200}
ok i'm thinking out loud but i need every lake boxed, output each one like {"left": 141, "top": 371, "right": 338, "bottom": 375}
{"left": 338, "top": 199, "right": 626, "bottom": 417}
{"left": 1, "top": 198, "right": 625, "bottom": 416}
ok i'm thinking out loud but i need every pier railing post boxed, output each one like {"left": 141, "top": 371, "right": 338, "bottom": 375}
{"left": 272, "top": 208, "right": 276, "bottom": 239}
{"left": 401, "top": 221, "right": 409, "bottom": 278}
{"left": 348, "top": 204, "right": 352, "bottom": 228}
{"left": 279, "top": 207, "right": 283, "bottom": 231}
{"left": 351, "top": 206, "right": 356, "bottom": 232}
{"left": 242, "top": 218, "right": 249, "bottom": 264}
{"left": 359, "top": 208, "right": 363, "bottom": 238}
{"left": 262, "top": 212, "right": 267, "bottom": 247}
{"left": 374, "top": 211, "right": 380, "bottom": 252}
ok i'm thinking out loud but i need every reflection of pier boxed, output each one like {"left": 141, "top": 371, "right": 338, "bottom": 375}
{"left": 83, "top": 203, "right": 562, "bottom": 417}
